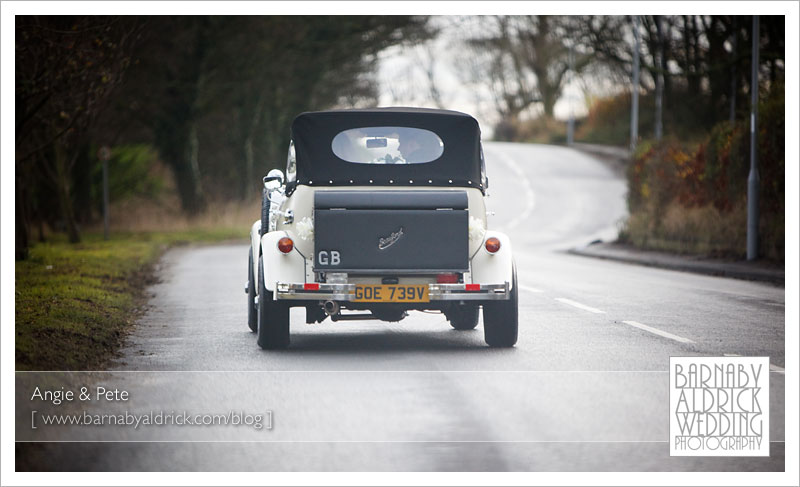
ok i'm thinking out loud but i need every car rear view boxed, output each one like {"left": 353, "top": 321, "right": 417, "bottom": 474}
{"left": 248, "top": 108, "right": 518, "bottom": 350}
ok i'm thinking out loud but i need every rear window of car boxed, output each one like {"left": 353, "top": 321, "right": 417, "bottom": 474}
{"left": 331, "top": 126, "right": 444, "bottom": 164}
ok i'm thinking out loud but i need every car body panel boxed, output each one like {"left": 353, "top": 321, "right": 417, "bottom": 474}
{"left": 470, "top": 230, "right": 514, "bottom": 290}
{"left": 259, "top": 231, "right": 306, "bottom": 293}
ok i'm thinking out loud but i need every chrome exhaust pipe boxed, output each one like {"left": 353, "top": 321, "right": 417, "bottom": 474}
{"left": 323, "top": 300, "right": 339, "bottom": 316}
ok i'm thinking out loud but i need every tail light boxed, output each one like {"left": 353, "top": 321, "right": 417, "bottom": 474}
{"left": 485, "top": 237, "right": 501, "bottom": 253}
{"left": 277, "top": 237, "right": 294, "bottom": 254}
{"left": 437, "top": 273, "right": 459, "bottom": 284}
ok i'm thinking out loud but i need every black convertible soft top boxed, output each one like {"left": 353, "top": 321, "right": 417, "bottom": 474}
{"left": 289, "top": 107, "right": 484, "bottom": 193}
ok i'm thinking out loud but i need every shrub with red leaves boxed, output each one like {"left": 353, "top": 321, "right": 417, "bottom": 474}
{"left": 625, "top": 84, "right": 784, "bottom": 260}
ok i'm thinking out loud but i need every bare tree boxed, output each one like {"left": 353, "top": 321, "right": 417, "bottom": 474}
{"left": 15, "top": 16, "right": 141, "bottom": 247}
{"left": 463, "top": 17, "right": 538, "bottom": 139}
{"left": 463, "top": 16, "right": 595, "bottom": 139}
{"left": 413, "top": 43, "right": 446, "bottom": 109}
{"left": 653, "top": 15, "right": 665, "bottom": 139}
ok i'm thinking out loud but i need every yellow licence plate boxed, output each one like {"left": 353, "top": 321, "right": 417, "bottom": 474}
{"left": 354, "top": 285, "right": 429, "bottom": 303}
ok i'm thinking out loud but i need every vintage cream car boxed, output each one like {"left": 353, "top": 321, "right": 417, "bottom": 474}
{"left": 246, "top": 108, "right": 517, "bottom": 349}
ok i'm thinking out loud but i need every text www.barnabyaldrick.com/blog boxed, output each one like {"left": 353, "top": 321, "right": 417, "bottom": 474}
{"left": 31, "top": 409, "right": 272, "bottom": 431}
{"left": 26, "top": 384, "right": 272, "bottom": 433}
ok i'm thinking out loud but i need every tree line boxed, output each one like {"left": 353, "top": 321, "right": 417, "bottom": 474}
{"left": 15, "top": 15, "right": 429, "bottom": 259}
{"left": 461, "top": 15, "right": 784, "bottom": 141}
{"left": 15, "top": 15, "right": 784, "bottom": 259}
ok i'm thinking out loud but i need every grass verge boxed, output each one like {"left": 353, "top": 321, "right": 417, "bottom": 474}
{"left": 15, "top": 228, "right": 247, "bottom": 370}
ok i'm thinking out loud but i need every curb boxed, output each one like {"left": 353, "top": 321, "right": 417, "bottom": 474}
{"left": 570, "top": 143, "right": 630, "bottom": 175}
{"left": 568, "top": 243, "right": 784, "bottom": 286}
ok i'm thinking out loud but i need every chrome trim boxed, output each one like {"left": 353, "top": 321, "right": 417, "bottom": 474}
{"left": 275, "top": 282, "right": 510, "bottom": 301}
{"left": 311, "top": 268, "right": 470, "bottom": 274}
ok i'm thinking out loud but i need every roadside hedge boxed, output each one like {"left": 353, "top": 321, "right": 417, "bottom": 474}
{"left": 622, "top": 84, "right": 784, "bottom": 261}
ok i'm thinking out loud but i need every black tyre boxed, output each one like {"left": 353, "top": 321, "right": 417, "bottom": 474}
{"left": 256, "top": 255, "right": 290, "bottom": 349}
{"left": 482, "top": 262, "right": 518, "bottom": 347}
{"left": 260, "top": 188, "right": 269, "bottom": 236}
{"left": 447, "top": 305, "right": 479, "bottom": 330}
{"left": 247, "top": 247, "right": 257, "bottom": 332}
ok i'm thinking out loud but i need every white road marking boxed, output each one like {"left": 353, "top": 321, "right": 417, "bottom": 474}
{"left": 621, "top": 320, "right": 695, "bottom": 344}
{"left": 486, "top": 146, "right": 536, "bottom": 230}
{"left": 722, "top": 354, "right": 784, "bottom": 374}
{"left": 555, "top": 298, "right": 605, "bottom": 314}
{"left": 770, "top": 364, "right": 785, "bottom": 374}
{"left": 518, "top": 284, "right": 544, "bottom": 293}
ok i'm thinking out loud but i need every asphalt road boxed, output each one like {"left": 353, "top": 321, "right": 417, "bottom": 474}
{"left": 19, "top": 142, "right": 785, "bottom": 472}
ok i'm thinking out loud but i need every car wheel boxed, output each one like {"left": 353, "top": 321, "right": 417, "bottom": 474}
{"left": 247, "top": 248, "right": 258, "bottom": 332}
{"left": 447, "top": 305, "right": 479, "bottom": 330}
{"left": 482, "top": 261, "right": 518, "bottom": 347}
{"left": 260, "top": 188, "right": 269, "bottom": 236}
{"left": 257, "top": 255, "right": 290, "bottom": 349}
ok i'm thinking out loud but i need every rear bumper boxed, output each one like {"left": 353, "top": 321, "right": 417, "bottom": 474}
{"left": 275, "top": 282, "right": 510, "bottom": 301}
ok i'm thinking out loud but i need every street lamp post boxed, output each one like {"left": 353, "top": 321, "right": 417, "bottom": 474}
{"left": 567, "top": 43, "right": 575, "bottom": 146}
{"left": 630, "top": 16, "right": 640, "bottom": 153}
{"left": 746, "top": 16, "right": 759, "bottom": 261}
{"left": 654, "top": 15, "right": 664, "bottom": 141}
{"left": 98, "top": 146, "right": 111, "bottom": 241}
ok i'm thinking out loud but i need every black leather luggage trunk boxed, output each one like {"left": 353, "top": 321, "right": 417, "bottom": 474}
{"left": 313, "top": 191, "right": 469, "bottom": 273}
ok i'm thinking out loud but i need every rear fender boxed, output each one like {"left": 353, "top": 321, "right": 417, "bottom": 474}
{"left": 259, "top": 231, "right": 306, "bottom": 293}
{"left": 470, "top": 230, "right": 513, "bottom": 290}
{"left": 250, "top": 220, "right": 261, "bottom": 259}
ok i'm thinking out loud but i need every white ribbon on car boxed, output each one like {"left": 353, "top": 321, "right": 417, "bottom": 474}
{"left": 468, "top": 216, "right": 486, "bottom": 242}
{"left": 296, "top": 217, "right": 314, "bottom": 241}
